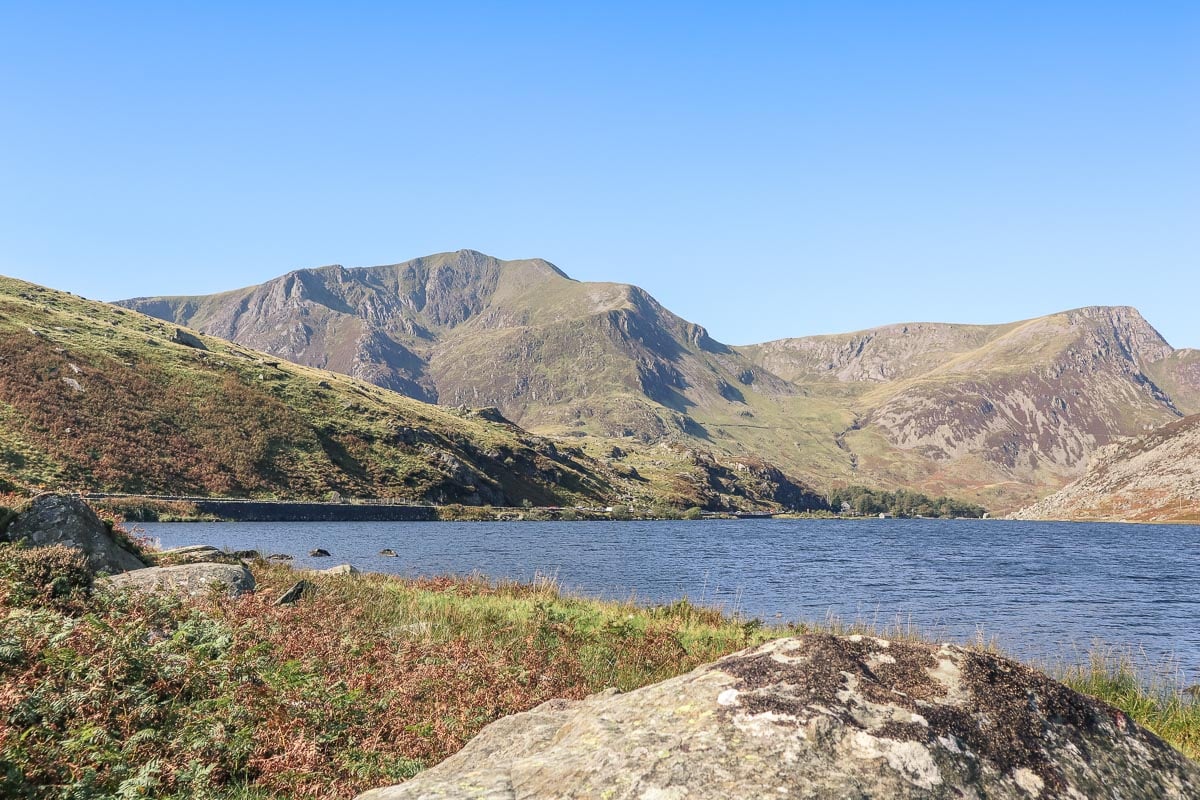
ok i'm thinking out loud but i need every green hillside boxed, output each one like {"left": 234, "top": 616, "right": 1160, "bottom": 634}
{"left": 0, "top": 276, "right": 823, "bottom": 513}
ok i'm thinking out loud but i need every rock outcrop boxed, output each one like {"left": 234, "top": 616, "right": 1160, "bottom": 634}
{"left": 4, "top": 494, "right": 147, "bottom": 575}
{"left": 98, "top": 562, "right": 255, "bottom": 598}
{"left": 356, "top": 634, "right": 1200, "bottom": 800}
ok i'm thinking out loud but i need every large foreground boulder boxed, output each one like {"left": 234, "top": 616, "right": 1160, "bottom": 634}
{"left": 5, "top": 494, "right": 146, "bottom": 575}
{"left": 356, "top": 634, "right": 1200, "bottom": 799}
{"left": 98, "top": 562, "right": 255, "bottom": 598}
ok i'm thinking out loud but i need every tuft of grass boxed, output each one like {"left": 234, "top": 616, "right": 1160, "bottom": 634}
{"left": 1057, "top": 646, "right": 1200, "bottom": 760}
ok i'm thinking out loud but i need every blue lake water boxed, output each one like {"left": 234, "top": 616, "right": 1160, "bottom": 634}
{"left": 140, "top": 518, "right": 1200, "bottom": 680}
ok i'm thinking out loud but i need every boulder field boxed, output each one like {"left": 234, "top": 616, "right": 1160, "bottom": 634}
{"left": 356, "top": 634, "right": 1200, "bottom": 800}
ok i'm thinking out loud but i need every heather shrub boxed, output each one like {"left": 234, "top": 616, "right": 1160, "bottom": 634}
{"left": 0, "top": 543, "right": 92, "bottom": 609}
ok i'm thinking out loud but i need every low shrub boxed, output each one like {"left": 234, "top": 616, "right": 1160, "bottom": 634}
{"left": 0, "top": 543, "right": 93, "bottom": 610}
{"left": 435, "top": 504, "right": 495, "bottom": 522}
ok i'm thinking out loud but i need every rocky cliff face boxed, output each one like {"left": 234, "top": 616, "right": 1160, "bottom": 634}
{"left": 121, "top": 251, "right": 792, "bottom": 442}
{"left": 860, "top": 307, "right": 1183, "bottom": 483}
{"left": 738, "top": 321, "right": 1009, "bottom": 384}
{"left": 355, "top": 634, "right": 1200, "bottom": 800}
{"left": 1012, "top": 413, "right": 1200, "bottom": 523}
{"left": 121, "top": 253, "right": 1200, "bottom": 512}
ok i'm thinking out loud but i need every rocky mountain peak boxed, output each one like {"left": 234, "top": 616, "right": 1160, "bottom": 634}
{"left": 1062, "top": 305, "right": 1174, "bottom": 365}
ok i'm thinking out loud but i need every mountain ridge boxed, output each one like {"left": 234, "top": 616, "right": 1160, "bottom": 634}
{"left": 118, "top": 250, "right": 1200, "bottom": 512}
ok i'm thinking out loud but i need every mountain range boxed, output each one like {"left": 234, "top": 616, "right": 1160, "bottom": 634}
{"left": 119, "top": 250, "right": 1200, "bottom": 512}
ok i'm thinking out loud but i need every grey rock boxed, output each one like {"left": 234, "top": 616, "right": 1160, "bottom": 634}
{"left": 355, "top": 633, "right": 1200, "bottom": 800}
{"left": 171, "top": 328, "right": 208, "bottom": 350}
{"left": 275, "top": 579, "right": 314, "bottom": 606}
{"left": 99, "top": 563, "right": 255, "bottom": 599}
{"left": 268, "top": 553, "right": 294, "bottom": 561}
{"left": 5, "top": 494, "right": 147, "bottom": 575}
{"left": 228, "top": 549, "right": 263, "bottom": 560}
{"left": 313, "top": 563, "right": 358, "bottom": 576}
{"left": 155, "top": 545, "right": 239, "bottom": 566}
{"left": 310, "top": 548, "right": 332, "bottom": 557}
{"left": 379, "top": 548, "right": 398, "bottom": 557}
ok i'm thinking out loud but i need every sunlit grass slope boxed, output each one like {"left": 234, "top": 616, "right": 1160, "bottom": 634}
{"left": 0, "top": 275, "right": 616, "bottom": 505}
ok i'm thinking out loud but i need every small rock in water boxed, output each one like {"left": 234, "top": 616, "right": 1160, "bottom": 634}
{"left": 309, "top": 548, "right": 332, "bottom": 557}
{"left": 275, "top": 579, "right": 314, "bottom": 606}
{"left": 228, "top": 549, "right": 263, "bottom": 560}
{"left": 268, "top": 553, "right": 294, "bottom": 561}
{"left": 379, "top": 548, "right": 398, "bottom": 557}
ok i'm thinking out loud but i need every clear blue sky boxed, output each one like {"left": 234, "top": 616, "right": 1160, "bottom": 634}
{"left": 2, "top": 2, "right": 1197, "bottom": 347}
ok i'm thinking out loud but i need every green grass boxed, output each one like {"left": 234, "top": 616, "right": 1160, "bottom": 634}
{"left": 1057, "top": 647, "right": 1200, "bottom": 760}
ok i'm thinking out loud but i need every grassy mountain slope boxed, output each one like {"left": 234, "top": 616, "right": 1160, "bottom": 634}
{"left": 0, "top": 277, "right": 622, "bottom": 505}
{"left": 121, "top": 252, "right": 1199, "bottom": 512}
{"left": 1145, "top": 348, "right": 1200, "bottom": 416}
{"left": 1012, "top": 413, "right": 1200, "bottom": 523}
{"left": 1, "top": 276, "right": 821, "bottom": 512}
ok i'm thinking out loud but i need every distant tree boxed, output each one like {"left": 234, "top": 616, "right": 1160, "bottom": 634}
{"left": 609, "top": 505, "right": 634, "bottom": 520}
{"left": 828, "top": 485, "right": 985, "bottom": 519}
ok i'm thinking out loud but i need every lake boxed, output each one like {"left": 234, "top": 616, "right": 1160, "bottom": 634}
{"left": 140, "top": 517, "right": 1200, "bottom": 681}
